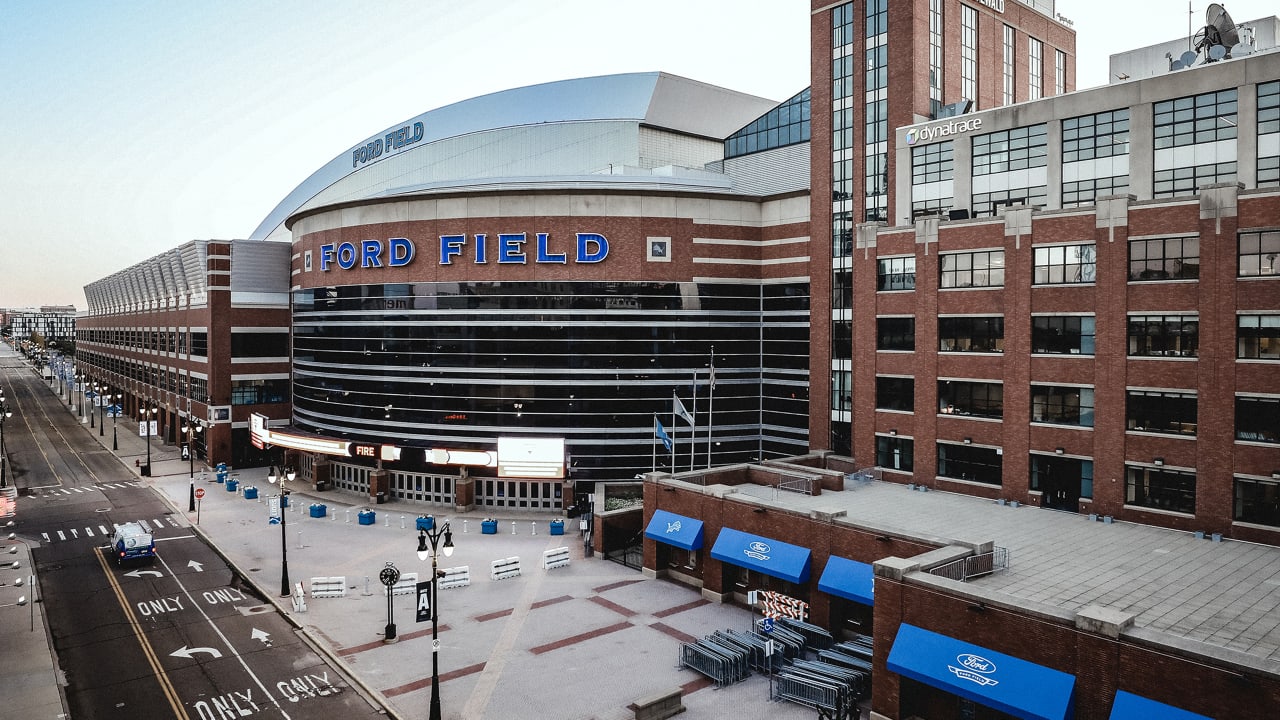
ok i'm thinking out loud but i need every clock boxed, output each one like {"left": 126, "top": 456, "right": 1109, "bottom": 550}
{"left": 379, "top": 564, "right": 401, "bottom": 587}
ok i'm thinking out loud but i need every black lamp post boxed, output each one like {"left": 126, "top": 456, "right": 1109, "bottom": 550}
{"left": 89, "top": 383, "right": 98, "bottom": 429}
{"left": 142, "top": 404, "right": 156, "bottom": 476}
{"left": 111, "top": 393, "right": 120, "bottom": 451}
{"left": 268, "top": 467, "right": 293, "bottom": 597}
{"left": 98, "top": 385, "right": 106, "bottom": 436}
{"left": 416, "top": 521, "right": 455, "bottom": 720}
{"left": 183, "top": 418, "right": 203, "bottom": 511}
{"left": 0, "top": 396, "right": 12, "bottom": 488}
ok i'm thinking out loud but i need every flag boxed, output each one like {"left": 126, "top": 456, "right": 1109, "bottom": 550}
{"left": 674, "top": 393, "right": 694, "bottom": 425}
{"left": 655, "top": 418, "right": 673, "bottom": 451}
{"left": 709, "top": 362, "right": 716, "bottom": 390}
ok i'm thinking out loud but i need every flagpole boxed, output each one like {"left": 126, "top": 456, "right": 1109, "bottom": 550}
{"left": 707, "top": 346, "right": 714, "bottom": 470}
{"left": 690, "top": 370, "right": 697, "bottom": 472}
{"left": 652, "top": 415, "right": 657, "bottom": 473}
{"left": 670, "top": 392, "right": 677, "bottom": 471}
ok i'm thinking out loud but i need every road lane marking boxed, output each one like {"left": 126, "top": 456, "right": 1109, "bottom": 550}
{"left": 94, "top": 546, "right": 190, "bottom": 719}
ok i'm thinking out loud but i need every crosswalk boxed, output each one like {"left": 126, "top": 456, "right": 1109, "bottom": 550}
{"left": 28, "top": 481, "right": 144, "bottom": 498}
{"left": 41, "top": 516, "right": 182, "bottom": 545}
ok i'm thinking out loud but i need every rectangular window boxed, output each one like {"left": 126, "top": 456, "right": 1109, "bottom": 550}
{"left": 876, "top": 436, "right": 914, "bottom": 472}
{"left": 1030, "top": 456, "right": 1094, "bottom": 500}
{"left": 1154, "top": 89, "right": 1238, "bottom": 149}
{"left": 1126, "top": 390, "right": 1197, "bottom": 436}
{"left": 940, "top": 250, "right": 1005, "bottom": 289}
{"left": 875, "top": 376, "right": 914, "bottom": 412}
{"left": 1063, "top": 109, "right": 1130, "bottom": 162}
{"left": 1028, "top": 38, "right": 1043, "bottom": 101}
{"left": 833, "top": 319, "right": 852, "bottom": 360}
{"left": 912, "top": 141, "right": 954, "bottom": 184}
{"left": 1062, "top": 176, "right": 1130, "bottom": 207}
{"left": 1033, "top": 244, "right": 1097, "bottom": 285}
{"left": 231, "top": 379, "right": 291, "bottom": 405}
{"left": 1153, "top": 162, "right": 1237, "bottom": 197}
{"left": 832, "top": 370, "right": 852, "bottom": 413}
{"left": 1055, "top": 49, "right": 1066, "bottom": 96}
{"left": 973, "top": 125, "right": 1049, "bottom": 176}
{"left": 961, "top": 5, "right": 978, "bottom": 106}
{"left": 1234, "top": 477, "right": 1280, "bottom": 527}
{"left": 938, "top": 380, "right": 1003, "bottom": 419}
{"left": 1238, "top": 315, "right": 1280, "bottom": 359}
{"left": 877, "top": 256, "right": 916, "bottom": 291}
{"left": 1236, "top": 396, "right": 1280, "bottom": 443}
{"left": 929, "top": 0, "right": 943, "bottom": 117}
{"left": 832, "top": 1, "right": 857, "bottom": 48}
{"left": 1260, "top": 81, "right": 1280, "bottom": 186}
{"left": 1238, "top": 229, "right": 1280, "bottom": 277}
{"left": 190, "top": 332, "right": 208, "bottom": 358}
{"left": 1129, "top": 236, "right": 1199, "bottom": 281}
{"left": 938, "top": 316, "right": 1004, "bottom": 353}
{"left": 1126, "top": 466, "right": 1196, "bottom": 514}
{"left": 877, "top": 317, "right": 916, "bottom": 351}
{"left": 1002, "top": 24, "right": 1015, "bottom": 105}
{"left": 938, "top": 443, "right": 1002, "bottom": 485}
{"left": 1128, "top": 315, "right": 1199, "bottom": 357}
{"left": 1031, "top": 385, "right": 1095, "bottom": 427}
{"left": 230, "top": 332, "right": 290, "bottom": 358}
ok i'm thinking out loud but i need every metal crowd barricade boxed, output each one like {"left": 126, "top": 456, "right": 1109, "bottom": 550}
{"left": 755, "top": 618, "right": 807, "bottom": 658}
{"left": 775, "top": 660, "right": 864, "bottom": 713}
{"left": 679, "top": 633, "right": 752, "bottom": 687}
{"left": 779, "top": 616, "right": 835, "bottom": 650}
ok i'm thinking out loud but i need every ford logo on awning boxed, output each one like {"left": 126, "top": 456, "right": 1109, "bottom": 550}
{"left": 949, "top": 653, "right": 999, "bottom": 687}
{"left": 745, "top": 541, "right": 771, "bottom": 561}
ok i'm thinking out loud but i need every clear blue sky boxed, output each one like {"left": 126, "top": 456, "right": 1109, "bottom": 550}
{"left": 1, "top": 0, "right": 1273, "bottom": 309}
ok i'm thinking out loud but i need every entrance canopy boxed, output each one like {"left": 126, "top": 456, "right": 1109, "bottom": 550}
{"left": 886, "top": 623, "right": 1076, "bottom": 720}
{"left": 817, "top": 555, "right": 875, "bottom": 605}
{"left": 1109, "top": 690, "right": 1212, "bottom": 720}
{"left": 709, "top": 527, "right": 811, "bottom": 584}
{"left": 644, "top": 509, "right": 705, "bottom": 550}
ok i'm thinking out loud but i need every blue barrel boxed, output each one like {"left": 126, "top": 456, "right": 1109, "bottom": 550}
{"left": 226, "top": 479, "right": 239, "bottom": 492}
{"left": 243, "top": 486, "right": 258, "bottom": 500}
{"left": 481, "top": 519, "right": 498, "bottom": 535}
{"left": 309, "top": 504, "right": 327, "bottom": 518}
{"left": 416, "top": 515, "right": 434, "bottom": 531}
{"left": 358, "top": 510, "right": 376, "bottom": 526}
{"left": 216, "top": 472, "right": 226, "bottom": 484}
{"left": 549, "top": 519, "right": 565, "bottom": 536}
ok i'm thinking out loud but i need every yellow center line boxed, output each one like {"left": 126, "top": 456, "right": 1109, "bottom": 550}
{"left": 94, "top": 549, "right": 190, "bottom": 719}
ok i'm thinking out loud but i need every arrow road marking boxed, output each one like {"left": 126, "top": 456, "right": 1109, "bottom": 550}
{"left": 124, "top": 569, "right": 164, "bottom": 578}
{"left": 170, "top": 646, "right": 223, "bottom": 660}
{"left": 251, "top": 628, "right": 271, "bottom": 645}
{"left": 188, "top": 560, "right": 204, "bottom": 572}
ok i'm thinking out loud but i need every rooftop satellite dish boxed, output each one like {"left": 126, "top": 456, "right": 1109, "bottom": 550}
{"left": 1179, "top": 50, "right": 1198, "bottom": 68}
{"left": 1194, "top": 4, "right": 1240, "bottom": 61}
{"left": 1230, "top": 41, "right": 1253, "bottom": 57}
{"left": 1208, "top": 44, "right": 1228, "bottom": 60}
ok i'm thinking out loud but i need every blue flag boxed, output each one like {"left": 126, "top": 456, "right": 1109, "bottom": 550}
{"left": 655, "top": 417, "right": 673, "bottom": 451}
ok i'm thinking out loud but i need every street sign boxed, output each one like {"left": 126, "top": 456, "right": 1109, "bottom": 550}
{"left": 195, "top": 488, "right": 206, "bottom": 500}
{"left": 762, "top": 617, "right": 775, "bottom": 633}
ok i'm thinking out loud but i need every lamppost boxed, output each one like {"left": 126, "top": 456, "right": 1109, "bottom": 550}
{"left": 69, "top": 371, "right": 77, "bottom": 408}
{"left": 267, "top": 467, "right": 294, "bottom": 597}
{"left": 183, "top": 417, "right": 204, "bottom": 511}
{"left": 142, "top": 404, "right": 157, "bottom": 477}
{"left": 416, "top": 519, "right": 455, "bottom": 720}
{"left": 75, "top": 372, "right": 83, "bottom": 418}
{"left": 98, "top": 386, "right": 108, "bottom": 437}
{"left": 89, "top": 383, "right": 97, "bottom": 429}
{"left": 111, "top": 393, "right": 121, "bottom": 451}
{"left": 0, "top": 394, "right": 12, "bottom": 488}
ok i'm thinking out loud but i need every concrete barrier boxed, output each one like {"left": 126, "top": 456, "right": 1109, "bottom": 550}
{"left": 386, "top": 572, "right": 419, "bottom": 597}
{"left": 310, "top": 576, "right": 347, "bottom": 598}
{"left": 541, "top": 547, "right": 571, "bottom": 570}
{"left": 490, "top": 556, "right": 521, "bottom": 581}
{"left": 439, "top": 566, "right": 471, "bottom": 589}
{"left": 628, "top": 688, "right": 685, "bottom": 720}
{"left": 291, "top": 582, "right": 308, "bottom": 613}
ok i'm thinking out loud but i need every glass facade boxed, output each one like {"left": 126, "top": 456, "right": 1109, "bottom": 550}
{"left": 911, "top": 140, "right": 954, "bottom": 218}
{"left": 1062, "top": 109, "right": 1129, "bottom": 207}
{"left": 972, "top": 125, "right": 1048, "bottom": 217}
{"left": 1260, "top": 81, "right": 1280, "bottom": 186}
{"left": 1153, "top": 89, "right": 1238, "bottom": 197}
{"left": 724, "top": 88, "right": 811, "bottom": 159}
{"left": 292, "top": 281, "right": 809, "bottom": 480}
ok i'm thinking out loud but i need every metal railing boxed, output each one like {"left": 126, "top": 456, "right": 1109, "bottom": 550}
{"left": 778, "top": 475, "right": 815, "bottom": 495}
{"left": 928, "top": 546, "right": 1010, "bottom": 581}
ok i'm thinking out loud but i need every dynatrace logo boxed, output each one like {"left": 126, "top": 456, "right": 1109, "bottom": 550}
{"left": 905, "top": 117, "right": 984, "bottom": 145}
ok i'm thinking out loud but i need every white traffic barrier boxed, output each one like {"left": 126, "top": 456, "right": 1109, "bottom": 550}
{"left": 386, "top": 572, "right": 419, "bottom": 597}
{"left": 490, "top": 556, "right": 522, "bottom": 581}
{"left": 291, "top": 582, "right": 308, "bottom": 613}
{"left": 310, "top": 576, "right": 347, "bottom": 598}
{"left": 439, "top": 565, "right": 471, "bottom": 589}
{"left": 542, "top": 547, "right": 571, "bottom": 570}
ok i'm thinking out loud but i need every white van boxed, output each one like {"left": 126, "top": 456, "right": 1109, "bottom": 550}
{"left": 109, "top": 522, "right": 156, "bottom": 565}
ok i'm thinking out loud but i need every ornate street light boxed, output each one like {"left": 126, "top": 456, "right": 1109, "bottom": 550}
{"left": 267, "top": 467, "right": 295, "bottom": 597}
{"left": 183, "top": 418, "right": 204, "bottom": 511}
{"left": 142, "top": 404, "right": 157, "bottom": 476}
{"left": 0, "top": 394, "right": 12, "bottom": 488}
{"left": 416, "top": 520, "right": 455, "bottom": 720}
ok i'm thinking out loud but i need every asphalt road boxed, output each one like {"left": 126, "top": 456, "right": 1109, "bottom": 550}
{"left": 3, "top": 352, "right": 384, "bottom": 720}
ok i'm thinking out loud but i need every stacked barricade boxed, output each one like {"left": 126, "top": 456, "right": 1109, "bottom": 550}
{"left": 679, "top": 634, "right": 752, "bottom": 687}
{"left": 310, "top": 577, "right": 347, "bottom": 598}
{"left": 778, "top": 616, "right": 834, "bottom": 650}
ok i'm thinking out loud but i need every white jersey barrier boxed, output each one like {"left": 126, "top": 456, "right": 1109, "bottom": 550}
{"left": 310, "top": 577, "right": 347, "bottom": 598}
{"left": 439, "top": 566, "right": 471, "bottom": 589}
{"left": 490, "top": 556, "right": 522, "bottom": 581}
{"left": 386, "top": 572, "right": 419, "bottom": 597}
{"left": 541, "top": 547, "right": 571, "bottom": 570}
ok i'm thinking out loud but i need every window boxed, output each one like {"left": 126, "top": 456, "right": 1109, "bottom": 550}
{"left": 961, "top": 5, "right": 978, "bottom": 106}
{"left": 1002, "top": 24, "right": 1015, "bottom": 105}
{"left": 833, "top": 319, "right": 852, "bottom": 360}
{"left": 1126, "top": 390, "right": 1197, "bottom": 436}
{"left": 1055, "top": 49, "right": 1066, "bottom": 96}
{"left": 1063, "top": 110, "right": 1130, "bottom": 162}
{"left": 1154, "top": 163, "right": 1237, "bottom": 197}
{"left": 938, "top": 380, "right": 1003, "bottom": 419}
{"left": 1154, "top": 89, "right": 1238, "bottom": 148}
{"left": 1126, "top": 466, "right": 1196, "bottom": 514}
{"left": 1238, "top": 315, "right": 1280, "bottom": 359}
{"left": 1028, "top": 38, "right": 1043, "bottom": 101}
{"left": 1062, "top": 176, "right": 1130, "bottom": 208}
{"left": 832, "top": 370, "right": 852, "bottom": 413}
{"left": 231, "top": 379, "right": 291, "bottom": 405}
{"left": 1129, "top": 236, "right": 1199, "bottom": 281}
{"left": 940, "top": 250, "right": 1004, "bottom": 289}
{"left": 1260, "top": 81, "right": 1280, "bottom": 186}
{"left": 231, "top": 332, "right": 290, "bottom": 358}
{"left": 1238, "top": 229, "right": 1280, "bottom": 277}
{"left": 190, "top": 331, "right": 208, "bottom": 357}
{"left": 877, "top": 256, "right": 916, "bottom": 291}
{"left": 938, "top": 443, "right": 1002, "bottom": 485}
{"left": 912, "top": 141, "right": 954, "bottom": 184}
{"left": 875, "top": 376, "right": 914, "bottom": 412}
{"left": 1031, "top": 385, "right": 1095, "bottom": 427}
{"left": 1128, "top": 315, "right": 1199, "bottom": 357}
{"left": 877, "top": 317, "right": 915, "bottom": 351}
{"left": 1030, "top": 456, "right": 1093, "bottom": 500}
{"left": 1033, "top": 244, "right": 1096, "bottom": 285}
{"left": 1236, "top": 396, "right": 1280, "bottom": 443}
{"left": 725, "top": 88, "right": 811, "bottom": 159}
{"left": 929, "top": 0, "right": 943, "bottom": 116}
{"left": 832, "top": 1, "right": 857, "bottom": 48}
{"left": 876, "top": 436, "right": 914, "bottom": 472}
{"left": 938, "top": 316, "right": 1004, "bottom": 353}
{"left": 1234, "top": 477, "right": 1280, "bottom": 527}
{"left": 973, "top": 125, "right": 1049, "bottom": 175}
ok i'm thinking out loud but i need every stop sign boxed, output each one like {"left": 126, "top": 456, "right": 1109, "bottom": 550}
{"left": 195, "top": 488, "right": 206, "bottom": 499}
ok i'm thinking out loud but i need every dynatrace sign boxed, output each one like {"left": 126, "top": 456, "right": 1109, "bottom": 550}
{"left": 904, "top": 117, "right": 983, "bottom": 145}
{"left": 352, "top": 121, "right": 425, "bottom": 168}
{"left": 318, "top": 233, "right": 610, "bottom": 271}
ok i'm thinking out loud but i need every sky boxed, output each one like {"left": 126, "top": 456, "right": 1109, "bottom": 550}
{"left": 1, "top": 0, "right": 1274, "bottom": 310}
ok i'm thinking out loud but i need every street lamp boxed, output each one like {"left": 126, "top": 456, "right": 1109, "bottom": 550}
{"left": 89, "top": 383, "right": 97, "bottom": 429}
{"left": 111, "top": 393, "right": 121, "bottom": 451}
{"left": 97, "top": 384, "right": 106, "bottom": 436}
{"left": 142, "top": 404, "right": 157, "bottom": 476}
{"left": 0, "top": 394, "right": 12, "bottom": 488}
{"left": 416, "top": 519, "right": 455, "bottom": 720}
{"left": 182, "top": 418, "right": 204, "bottom": 511}
{"left": 267, "top": 467, "right": 294, "bottom": 597}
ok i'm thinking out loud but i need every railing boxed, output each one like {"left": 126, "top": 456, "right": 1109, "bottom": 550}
{"left": 778, "top": 475, "right": 814, "bottom": 495}
{"left": 928, "top": 546, "right": 1010, "bottom": 582}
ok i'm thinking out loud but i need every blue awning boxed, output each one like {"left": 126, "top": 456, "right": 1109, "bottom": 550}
{"left": 644, "top": 510, "right": 705, "bottom": 551}
{"left": 709, "top": 527, "right": 811, "bottom": 584}
{"left": 818, "top": 555, "right": 875, "bottom": 605}
{"left": 886, "top": 623, "right": 1075, "bottom": 720}
{"left": 1109, "top": 691, "right": 1212, "bottom": 720}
